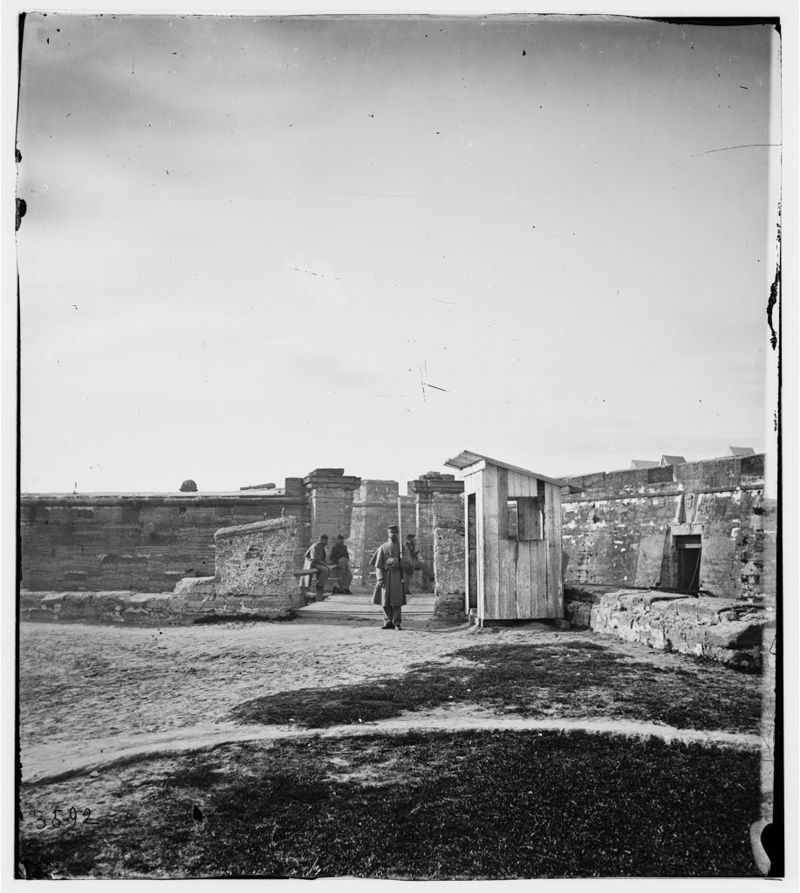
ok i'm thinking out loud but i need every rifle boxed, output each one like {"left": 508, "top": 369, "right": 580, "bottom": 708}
{"left": 396, "top": 496, "right": 404, "bottom": 592}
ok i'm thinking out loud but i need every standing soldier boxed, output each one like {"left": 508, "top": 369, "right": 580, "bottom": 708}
{"left": 372, "top": 525, "right": 413, "bottom": 630}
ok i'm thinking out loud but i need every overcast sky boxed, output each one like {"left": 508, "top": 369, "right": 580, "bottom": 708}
{"left": 15, "top": 13, "right": 780, "bottom": 493}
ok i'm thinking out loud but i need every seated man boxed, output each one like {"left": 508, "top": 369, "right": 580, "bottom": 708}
{"left": 405, "top": 533, "right": 435, "bottom": 594}
{"left": 329, "top": 534, "right": 353, "bottom": 594}
{"left": 303, "top": 534, "right": 329, "bottom": 597}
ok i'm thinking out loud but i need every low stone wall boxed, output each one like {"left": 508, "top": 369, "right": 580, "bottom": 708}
{"left": 213, "top": 516, "right": 305, "bottom": 613}
{"left": 565, "top": 584, "right": 768, "bottom": 671}
{"left": 433, "top": 510, "right": 466, "bottom": 619}
{"left": 18, "top": 581, "right": 280, "bottom": 625}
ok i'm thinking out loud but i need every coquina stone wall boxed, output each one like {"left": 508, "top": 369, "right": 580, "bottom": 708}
{"left": 409, "top": 473, "right": 464, "bottom": 592}
{"left": 19, "top": 489, "right": 309, "bottom": 593}
{"left": 213, "top": 516, "right": 306, "bottom": 613}
{"left": 561, "top": 454, "right": 774, "bottom": 603}
{"left": 348, "top": 481, "right": 416, "bottom": 586}
{"left": 565, "top": 584, "right": 768, "bottom": 671}
{"left": 432, "top": 493, "right": 466, "bottom": 618}
{"left": 20, "top": 454, "right": 773, "bottom": 615}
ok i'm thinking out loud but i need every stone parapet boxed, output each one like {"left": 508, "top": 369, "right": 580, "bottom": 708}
{"left": 303, "top": 468, "right": 362, "bottom": 543}
{"left": 564, "top": 465, "right": 675, "bottom": 496}
{"left": 564, "top": 453, "right": 766, "bottom": 499}
{"left": 214, "top": 516, "right": 305, "bottom": 612}
{"left": 303, "top": 469, "right": 361, "bottom": 491}
{"left": 407, "top": 475, "right": 464, "bottom": 497}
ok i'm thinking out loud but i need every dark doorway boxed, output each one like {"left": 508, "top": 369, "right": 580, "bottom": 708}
{"left": 675, "top": 534, "right": 702, "bottom": 592}
{"left": 467, "top": 494, "right": 477, "bottom": 610}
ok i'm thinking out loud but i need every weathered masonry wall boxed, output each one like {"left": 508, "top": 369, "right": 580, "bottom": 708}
{"left": 214, "top": 516, "right": 305, "bottom": 612}
{"left": 561, "top": 454, "right": 775, "bottom": 602}
{"left": 303, "top": 469, "right": 361, "bottom": 542}
{"left": 20, "top": 469, "right": 462, "bottom": 594}
{"left": 21, "top": 455, "right": 772, "bottom": 608}
{"left": 565, "top": 584, "right": 767, "bottom": 670}
{"left": 20, "top": 489, "right": 309, "bottom": 593}
{"left": 409, "top": 473, "right": 464, "bottom": 592}
{"left": 348, "top": 481, "right": 416, "bottom": 586}
{"left": 432, "top": 493, "right": 465, "bottom": 618}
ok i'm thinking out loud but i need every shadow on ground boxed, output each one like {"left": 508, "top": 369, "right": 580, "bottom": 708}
{"left": 229, "top": 640, "right": 762, "bottom": 734}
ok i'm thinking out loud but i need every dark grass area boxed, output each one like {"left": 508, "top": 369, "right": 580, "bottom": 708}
{"left": 230, "top": 640, "right": 762, "bottom": 733}
{"left": 18, "top": 730, "right": 761, "bottom": 879}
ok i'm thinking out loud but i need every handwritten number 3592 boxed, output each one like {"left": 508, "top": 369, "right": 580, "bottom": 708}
{"left": 33, "top": 807, "right": 95, "bottom": 830}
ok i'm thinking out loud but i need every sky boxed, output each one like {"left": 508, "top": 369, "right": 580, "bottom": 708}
{"left": 14, "top": 13, "right": 780, "bottom": 493}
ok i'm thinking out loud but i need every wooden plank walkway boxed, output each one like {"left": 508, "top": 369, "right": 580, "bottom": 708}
{"left": 297, "top": 586, "right": 435, "bottom": 620}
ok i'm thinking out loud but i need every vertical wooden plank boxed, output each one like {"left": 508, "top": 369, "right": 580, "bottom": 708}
{"left": 508, "top": 470, "right": 531, "bottom": 499}
{"left": 530, "top": 477, "right": 543, "bottom": 615}
{"left": 511, "top": 474, "right": 532, "bottom": 617}
{"left": 543, "top": 483, "right": 564, "bottom": 617}
{"left": 506, "top": 470, "right": 521, "bottom": 498}
{"left": 496, "top": 468, "right": 516, "bottom": 619}
{"left": 515, "top": 540, "right": 533, "bottom": 618}
{"left": 475, "top": 472, "right": 485, "bottom": 622}
{"left": 497, "top": 467, "right": 509, "bottom": 540}
{"left": 463, "top": 474, "right": 476, "bottom": 615}
{"left": 551, "top": 484, "right": 564, "bottom": 614}
{"left": 532, "top": 541, "right": 548, "bottom": 614}
{"left": 482, "top": 464, "right": 500, "bottom": 620}
{"left": 522, "top": 474, "right": 534, "bottom": 499}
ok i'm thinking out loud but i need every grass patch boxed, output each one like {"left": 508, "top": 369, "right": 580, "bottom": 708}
{"left": 230, "top": 640, "right": 762, "bottom": 733}
{"left": 18, "top": 730, "right": 761, "bottom": 879}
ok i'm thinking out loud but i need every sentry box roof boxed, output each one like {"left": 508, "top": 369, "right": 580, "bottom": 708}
{"left": 444, "top": 450, "right": 567, "bottom": 488}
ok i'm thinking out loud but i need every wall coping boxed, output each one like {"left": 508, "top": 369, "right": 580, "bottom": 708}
{"left": 564, "top": 452, "right": 766, "bottom": 494}
{"left": 562, "top": 482, "right": 766, "bottom": 504}
{"left": 214, "top": 516, "right": 298, "bottom": 541}
{"left": 21, "top": 493, "right": 304, "bottom": 507}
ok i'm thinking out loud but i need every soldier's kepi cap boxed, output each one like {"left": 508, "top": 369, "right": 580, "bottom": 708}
{"left": 387, "top": 524, "right": 398, "bottom": 532}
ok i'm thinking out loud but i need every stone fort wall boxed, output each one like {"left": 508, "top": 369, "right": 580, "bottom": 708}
{"left": 19, "top": 470, "right": 462, "bottom": 594}
{"left": 19, "top": 487, "right": 310, "bottom": 593}
{"left": 562, "top": 453, "right": 774, "bottom": 603}
{"left": 20, "top": 455, "right": 774, "bottom": 605}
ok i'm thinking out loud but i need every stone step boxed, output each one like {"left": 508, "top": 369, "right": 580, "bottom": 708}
{"left": 322, "top": 593, "right": 435, "bottom": 605}
{"left": 298, "top": 605, "right": 434, "bottom": 617}
{"left": 297, "top": 592, "right": 435, "bottom": 618}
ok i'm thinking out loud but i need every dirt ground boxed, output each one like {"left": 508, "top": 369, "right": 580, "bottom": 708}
{"left": 17, "top": 616, "right": 769, "bottom": 879}
{"left": 19, "top": 615, "right": 764, "bottom": 777}
{"left": 20, "top": 616, "right": 485, "bottom": 750}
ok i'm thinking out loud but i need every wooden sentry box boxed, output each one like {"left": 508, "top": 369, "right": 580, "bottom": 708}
{"left": 444, "top": 451, "right": 566, "bottom": 625}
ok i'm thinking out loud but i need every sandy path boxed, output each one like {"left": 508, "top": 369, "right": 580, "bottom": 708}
{"left": 23, "top": 707, "right": 763, "bottom": 786}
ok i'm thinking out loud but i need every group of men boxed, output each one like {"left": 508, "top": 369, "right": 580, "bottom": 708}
{"left": 303, "top": 533, "right": 354, "bottom": 596}
{"left": 302, "top": 525, "right": 434, "bottom": 631}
